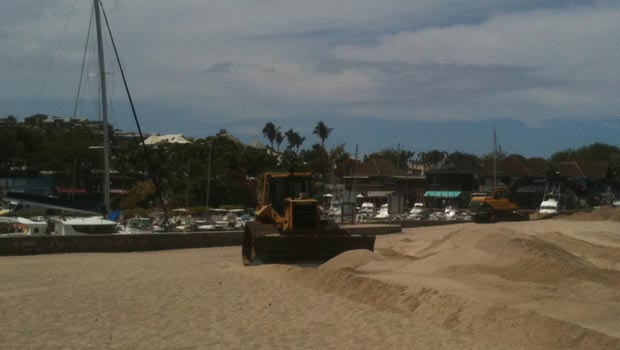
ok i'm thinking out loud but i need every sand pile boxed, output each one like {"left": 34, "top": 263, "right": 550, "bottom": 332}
{"left": 2, "top": 220, "right": 620, "bottom": 349}
{"left": 247, "top": 221, "right": 620, "bottom": 349}
{"left": 556, "top": 207, "right": 620, "bottom": 221}
{"left": 467, "top": 230, "right": 620, "bottom": 286}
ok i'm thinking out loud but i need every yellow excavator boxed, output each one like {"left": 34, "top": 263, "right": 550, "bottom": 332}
{"left": 469, "top": 186, "right": 529, "bottom": 223}
{"left": 242, "top": 172, "right": 376, "bottom": 265}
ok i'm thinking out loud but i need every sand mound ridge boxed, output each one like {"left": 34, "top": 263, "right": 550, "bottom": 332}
{"left": 257, "top": 247, "right": 620, "bottom": 348}
{"left": 556, "top": 207, "right": 620, "bottom": 221}
{"left": 267, "top": 222, "right": 620, "bottom": 349}
{"left": 319, "top": 249, "right": 385, "bottom": 271}
{"left": 469, "top": 230, "right": 620, "bottom": 287}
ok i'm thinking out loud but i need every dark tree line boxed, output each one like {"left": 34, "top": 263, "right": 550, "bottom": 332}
{"left": 2, "top": 122, "right": 618, "bottom": 210}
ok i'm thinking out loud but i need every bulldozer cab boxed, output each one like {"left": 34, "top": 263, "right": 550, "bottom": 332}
{"left": 267, "top": 174, "right": 314, "bottom": 216}
{"left": 493, "top": 188, "right": 509, "bottom": 200}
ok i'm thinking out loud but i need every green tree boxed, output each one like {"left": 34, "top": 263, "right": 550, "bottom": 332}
{"left": 329, "top": 144, "right": 352, "bottom": 178}
{"left": 285, "top": 129, "right": 305, "bottom": 153}
{"left": 275, "top": 130, "right": 284, "bottom": 152}
{"left": 279, "top": 149, "right": 307, "bottom": 172}
{"left": 549, "top": 143, "right": 620, "bottom": 174}
{"left": 417, "top": 150, "right": 447, "bottom": 171}
{"left": 262, "top": 122, "right": 277, "bottom": 149}
{"left": 312, "top": 121, "right": 333, "bottom": 147}
{"left": 481, "top": 147, "right": 507, "bottom": 165}
{"left": 301, "top": 143, "right": 330, "bottom": 175}
{"left": 448, "top": 151, "right": 481, "bottom": 163}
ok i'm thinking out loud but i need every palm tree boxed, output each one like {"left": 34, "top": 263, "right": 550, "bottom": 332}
{"left": 275, "top": 130, "right": 284, "bottom": 152}
{"left": 262, "top": 122, "right": 277, "bottom": 149}
{"left": 285, "top": 129, "right": 305, "bottom": 153}
{"left": 312, "top": 121, "right": 333, "bottom": 147}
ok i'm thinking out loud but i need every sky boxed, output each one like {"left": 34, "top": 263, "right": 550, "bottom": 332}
{"left": 1, "top": 0, "right": 619, "bottom": 158}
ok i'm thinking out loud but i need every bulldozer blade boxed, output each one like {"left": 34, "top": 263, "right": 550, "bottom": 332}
{"left": 473, "top": 211, "right": 530, "bottom": 223}
{"left": 242, "top": 222, "right": 376, "bottom": 266}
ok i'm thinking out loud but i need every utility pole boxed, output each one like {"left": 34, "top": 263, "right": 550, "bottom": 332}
{"left": 396, "top": 143, "right": 401, "bottom": 169}
{"left": 347, "top": 144, "right": 359, "bottom": 203}
{"left": 405, "top": 149, "right": 409, "bottom": 209}
{"left": 94, "top": 0, "right": 111, "bottom": 213}
{"left": 185, "top": 161, "right": 190, "bottom": 208}
{"left": 205, "top": 141, "right": 212, "bottom": 219}
{"left": 493, "top": 128, "right": 497, "bottom": 189}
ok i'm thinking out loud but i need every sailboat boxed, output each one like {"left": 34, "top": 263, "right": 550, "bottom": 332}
{"left": 6, "top": 1, "right": 112, "bottom": 218}
{"left": 91, "top": 0, "right": 170, "bottom": 229}
{"left": 6, "top": 0, "right": 170, "bottom": 233}
{"left": 45, "top": 0, "right": 119, "bottom": 237}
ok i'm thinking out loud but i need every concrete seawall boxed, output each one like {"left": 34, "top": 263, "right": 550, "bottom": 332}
{"left": 0, "top": 225, "right": 402, "bottom": 256}
{"left": 400, "top": 220, "right": 469, "bottom": 228}
{"left": 0, "top": 231, "right": 244, "bottom": 256}
{"left": 356, "top": 219, "right": 470, "bottom": 229}
{"left": 341, "top": 224, "right": 402, "bottom": 235}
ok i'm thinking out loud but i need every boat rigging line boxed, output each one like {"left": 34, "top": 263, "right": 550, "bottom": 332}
{"left": 32, "top": 0, "right": 82, "bottom": 117}
{"left": 98, "top": 0, "right": 171, "bottom": 230}
{"left": 73, "top": 4, "right": 94, "bottom": 119}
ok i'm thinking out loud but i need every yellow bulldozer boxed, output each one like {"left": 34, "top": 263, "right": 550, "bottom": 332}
{"left": 242, "top": 172, "right": 376, "bottom": 265}
{"left": 469, "top": 187, "right": 529, "bottom": 223}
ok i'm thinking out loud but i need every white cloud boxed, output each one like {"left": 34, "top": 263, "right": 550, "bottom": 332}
{"left": 2, "top": 0, "right": 619, "bottom": 131}
{"left": 206, "top": 62, "right": 376, "bottom": 104}
{"left": 330, "top": 4, "right": 620, "bottom": 121}
{"left": 334, "top": 5, "right": 620, "bottom": 69}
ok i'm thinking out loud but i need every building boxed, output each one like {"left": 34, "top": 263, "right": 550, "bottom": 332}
{"left": 344, "top": 157, "right": 426, "bottom": 209}
{"left": 24, "top": 114, "right": 48, "bottom": 126}
{"left": 0, "top": 115, "right": 17, "bottom": 126}
{"left": 558, "top": 161, "right": 615, "bottom": 205}
{"left": 0, "top": 177, "right": 55, "bottom": 196}
{"left": 143, "top": 134, "right": 191, "bottom": 146}
{"left": 424, "top": 155, "right": 482, "bottom": 208}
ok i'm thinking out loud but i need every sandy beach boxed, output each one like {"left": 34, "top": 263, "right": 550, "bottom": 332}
{"left": 2, "top": 214, "right": 620, "bottom": 349}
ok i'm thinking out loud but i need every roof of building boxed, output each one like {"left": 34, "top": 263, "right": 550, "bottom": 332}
{"left": 580, "top": 161, "right": 611, "bottom": 179}
{"left": 143, "top": 134, "right": 191, "bottom": 145}
{"left": 563, "top": 161, "right": 611, "bottom": 179}
{"left": 557, "top": 161, "right": 611, "bottom": 179}
{"left": 525, "top": 157, "right": 551, "bottom": 174}
{"left": 558, "top": 162, "right": 586, "bottom": 178}
{"left": 249, "top": 141, "right": 267, "bottom": 150}
{"left": 480, "top": 154, "right": 551, "bottom": 177}
{"left": 498, "top": 154, "right": 531, "bottom": 176}
{"left": 352, "top": 157, "right": 406, "bottom": 177}
{"left": 428, "top": 155, "right": 481, "bottom": 174}
{"left": 217, "top": 132, "right": 242, "bottom": 144}
{"left": 366, "top": 190, "right": 394, "bottom": 197}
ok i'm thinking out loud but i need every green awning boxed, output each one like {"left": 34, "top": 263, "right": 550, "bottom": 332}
{"left": 423, "top": 191, "right": 462, "bottom": 198}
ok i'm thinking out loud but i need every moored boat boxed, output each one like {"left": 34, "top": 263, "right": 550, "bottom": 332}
{"left": 48, "top": 216, "right": 118, "bottom": 235}
{"left": 0, "top": 217, "right": 48, "bottom": 236}
{"left": 121, "top": 217, "right": 154, "bottom": 234}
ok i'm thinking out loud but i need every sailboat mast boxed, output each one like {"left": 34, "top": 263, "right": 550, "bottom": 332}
{"left": 94, "top": 0, "right": 111, "bottom": 213}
